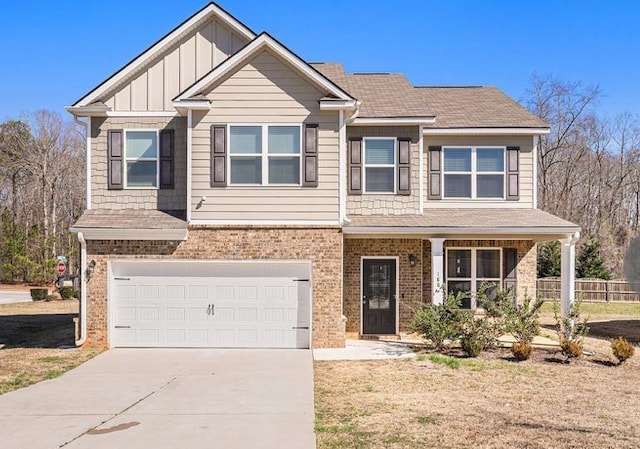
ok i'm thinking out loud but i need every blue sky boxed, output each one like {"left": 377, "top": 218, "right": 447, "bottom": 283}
{"left": 0, "top": 0, "right": 638, "bottom": 121}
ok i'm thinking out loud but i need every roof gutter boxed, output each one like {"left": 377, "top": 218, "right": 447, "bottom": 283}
{"left": 423, "top": 127, "right": 550, "bottom": 135}
{"left": 70, "top": 227, "right": 188, "bottom": 241}
{"left": 343, "top": 226, "right": 581, "bottom": 236}
{"left": 350, "top": 116, "right": 436, "bottom": 126}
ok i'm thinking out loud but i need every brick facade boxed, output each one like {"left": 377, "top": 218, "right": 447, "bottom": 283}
{"left": 84, "top": 227, "right": 344, "bottom": 349}
{"left": 343, "top": 238, "right": 537, "bottom": 337}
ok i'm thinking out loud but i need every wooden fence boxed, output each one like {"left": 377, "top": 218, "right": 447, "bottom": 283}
{"left": 537, "top": 278, "right": 640, "bottom": 302}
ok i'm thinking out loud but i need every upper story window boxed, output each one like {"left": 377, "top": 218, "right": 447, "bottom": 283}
{"left": 229, "top": 125, "right": 301, "bottom": 185}
{"left": 443, "top": 147, "right": 505, "bottom": 199}
{"left": 125, "top": 130, "right": 158, "bottom": 188}
{"left": 364, "top": 138, "right": 396, "bottom": 193}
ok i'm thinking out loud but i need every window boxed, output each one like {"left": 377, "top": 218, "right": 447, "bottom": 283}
{"left": 446, "top": 248, "right": 502, "bottom": 309}
{"left": 364, "top": 138, "right": 395, "bottom": 193}
{"left": 443, "top": 147, "right": 505, "bottom": 199}
{"left": 229, "top": 125, "right": 300, "bottom": 185}
{"left": 125, "top": 130, "right": 158, "bottom": 188}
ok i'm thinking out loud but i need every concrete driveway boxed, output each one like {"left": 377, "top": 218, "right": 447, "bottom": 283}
{"left": 0, "top": 290, "right": 32, "bottom": 304}
{"left": 0, "top": 349, "right": 316, "bottom": 448}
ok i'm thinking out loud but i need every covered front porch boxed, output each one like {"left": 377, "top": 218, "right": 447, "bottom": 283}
{"left": 342, "top": 209, "right": 580, "bottom": 338}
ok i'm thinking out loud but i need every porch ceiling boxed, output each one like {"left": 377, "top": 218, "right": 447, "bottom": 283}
{"left": 343, "top": 209, "right": 580, "bottom": 241}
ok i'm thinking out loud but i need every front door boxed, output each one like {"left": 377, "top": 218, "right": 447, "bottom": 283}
{"left": 362, "top": 259, "right": 396, "bottom": 334}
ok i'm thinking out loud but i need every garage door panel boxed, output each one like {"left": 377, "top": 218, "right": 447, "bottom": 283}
{"left": 111, "top": 264, "right": 311, "bottom": 348}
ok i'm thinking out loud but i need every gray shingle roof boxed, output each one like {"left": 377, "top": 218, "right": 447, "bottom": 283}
{"left": 345, "top": 209, "right": 579, "bottom": 232}
{"left": 72, "top": 209, "right": 187, "bottom": 230}
{"left": 311, "top": 63, "right": 547, "bottom": 128}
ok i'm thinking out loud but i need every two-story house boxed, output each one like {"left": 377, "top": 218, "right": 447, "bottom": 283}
{"left": 67, "top": 2, "right": 580, "bottom": 349}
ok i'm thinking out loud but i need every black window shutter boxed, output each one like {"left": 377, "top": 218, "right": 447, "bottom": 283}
{"left": 397, "top": 138, "right": 411, "bottom": 195}
{"left": 303, "top": 123, "right": 318, "bottom": 187}
{"left": 107, "top": 129, "right": 123, "bottom": 190}
{"left": 428, "top": 145, "right": 442, "bottom": 199}
{"left": 210, "top": 125, "right": 227, "bottom": 187}
{"left": 348, "top": 137, "right": 362, "bottom": 195}
{"left": 503, "top": 248, "right": 518, "bottom": 300}
{"left": 506, "top": 146, "right": 520, "bottom": 201}
{"left": 159, "top": 129, "right": 174, "bottom": 189}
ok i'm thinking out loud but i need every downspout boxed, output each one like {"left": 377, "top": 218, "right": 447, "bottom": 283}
{"left": 186, "top": 109, "right": 193, "bottom": 222}
{"left": 73, "top": 116, "right": 91, "bottom": 209}
{"left": 338, "top": 110, "right": 348, "bottom": 224}
{"left": 75, "top": 232, "right": 87, "bottom": 346}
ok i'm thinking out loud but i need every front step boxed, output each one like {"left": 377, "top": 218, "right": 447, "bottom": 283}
{"left": 359, "top": 334, "right": 401, "bottom": 341}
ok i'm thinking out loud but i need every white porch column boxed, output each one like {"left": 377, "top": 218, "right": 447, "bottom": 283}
{"left": 560, "top": 232, "right": 580, "bottom": 317}
{"left": 430, "top": 238, "right": 445, "bottom": 305}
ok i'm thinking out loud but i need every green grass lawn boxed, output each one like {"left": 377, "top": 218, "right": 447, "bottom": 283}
{"left": 541, "top": 301, "right": 640, "bottom": 317}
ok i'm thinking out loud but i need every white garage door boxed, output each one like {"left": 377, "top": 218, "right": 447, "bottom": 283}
{"left": 110, "top": 261, "right": 311, "bottom": 348}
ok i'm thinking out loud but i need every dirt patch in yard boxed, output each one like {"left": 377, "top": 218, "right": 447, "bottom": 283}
{"left": 0, "top": 300, "right": 100, "bottom": 395}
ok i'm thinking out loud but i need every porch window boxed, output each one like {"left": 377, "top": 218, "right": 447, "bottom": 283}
{"left": 229, "top": 125, "right": 301, "bottom": 185}
{"left": 443, "top": 147, "right": 505, "bottom": 199}
{"left": 124, "top": 130, "right": 159, "bottom": 188}
{"left": 446, "top": 248, "right": 502, "bottom": 309}
{"left": 364, "top": 138, "right": 396, "bottom": 193}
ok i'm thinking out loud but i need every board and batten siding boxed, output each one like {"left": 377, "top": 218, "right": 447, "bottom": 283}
{"left": 90, "top": 117, "right": 187, "bottom": 211}
{"left": 346, "top": 126, "right": 421, "bottom": 216}
{"left": 190, "top": 50, "right": 340, "bottom": 222}
{"left": 103, "top": 19, "right": 248, "bottom": 112}
{"left": 423, "top": 135, "right": 535, "bottom": 209}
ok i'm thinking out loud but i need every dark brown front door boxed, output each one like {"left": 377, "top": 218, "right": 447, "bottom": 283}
{"left": 362, "top": 259, "right": 396, "bottom": 334}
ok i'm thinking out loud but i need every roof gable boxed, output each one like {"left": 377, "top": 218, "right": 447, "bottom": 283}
{"left": 72, "top": 2, "right": 256, "bottom": 108}
{"left": 174, "top": 33, "right": 354, "bottom": 102}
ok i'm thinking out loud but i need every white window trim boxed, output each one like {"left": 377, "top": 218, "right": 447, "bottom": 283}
{"left": 446, "top": 247, "right": 503, "bottom": 309}
{"left": 227, "top": 123, "right": 302, "bottom": 186}
{"left": 442, "top": 146, "right": 506, "bottom": 200}
{"left": 363, "top": 137, "right": 397, "bottom": 194}
{"left": 123, "top": 129, "right": 160, "bottom": 190}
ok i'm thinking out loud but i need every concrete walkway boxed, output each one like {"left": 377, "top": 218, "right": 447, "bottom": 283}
{"left": 0, "top": 349, "right": 315, "bottom": 449}
{"left": 314, "top": 339, "right": 418, "bottom": 361}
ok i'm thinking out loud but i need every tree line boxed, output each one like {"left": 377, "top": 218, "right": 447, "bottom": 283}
{"left": 0, "top": 111, "right": 85, "bottom": 284}
{"left": 0, "top": 74, "right": 636, "bottom": 284}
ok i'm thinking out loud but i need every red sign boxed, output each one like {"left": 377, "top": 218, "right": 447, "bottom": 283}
{"left": 56, "top": 261, "right": 66, "bottom": 276}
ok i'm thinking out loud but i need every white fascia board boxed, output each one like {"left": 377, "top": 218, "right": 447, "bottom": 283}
{"left": 319, "top": 99, "right": 358, "bottom": 110}
{"left": 189, "top": 219, "right": 341, "bottom": 226}
{"left": 423, "top": 127, "right": 550, "bottom": 135}
{"left": 173, "top": 100, "right": 212, "bottom": 116}
{"left": 70, "top": 228, "right": 188, "bottom": 241}
{"left": 66, "top": 108, "right": 183, "bottom": 118}
{"left": 342, "top": 226, "right": 581, "bottom": 236}
{"left": 73, "top": 4, "right": 256, "bottom": 107}
{"left": 175, "top": 33, "right": 354, "bottom": 102}
{"left": 351, "top": 117, "right": 436, "bottom": 126}
{"left": 65, "top": 105, "right": 109, "bottom": 117}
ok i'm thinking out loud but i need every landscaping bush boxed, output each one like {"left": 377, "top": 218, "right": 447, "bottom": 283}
{"left": 57, "top": 286, "right": 76, "bottom": 300}
{"left": 611, "top": 337, "right": 635, "bottom": 365}
{"left": 410, "top": 292, "right": 467, "bottom": 351}
{"left": 554, "top": 299, "right": 589, "bottom": 361}
{"left": 29, "top": 288, "right": 48, "bottom": 301}
{"left": 459, "top": 315, "right": 503, "bottom": 357}
{"left": 511, "top": 342, "right": 533, "bottom": 361}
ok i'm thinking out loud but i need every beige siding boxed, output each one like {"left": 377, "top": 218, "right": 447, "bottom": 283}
{"left": 423, "top": 135, "right": 534, "bottom": 209}
{"left": 104, "top": 19, "right": 249, "bottom": 112}
{"left": 346, "top": 126, "right": 421, "bottom": 216}
{"left": 90, "top": 117, "right": 187, "bottom": 211}
{"left": 190, "top": 50, "right": 340, "bottom": 222}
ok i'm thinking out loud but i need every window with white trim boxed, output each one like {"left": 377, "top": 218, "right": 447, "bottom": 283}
{"left": 364, "top": 138, "right": 396, "bottom": 193}
{"left": 125, "top": 130, "right": 158, "bottom": 188}
{"left": 229, "top": 125, "right": 301, "bottom": 185}
{"left": 446, "top": 248, "right": 502, "bottom": 309}
{"left": 443, "top": 147, "right": 505, "bottom": 198}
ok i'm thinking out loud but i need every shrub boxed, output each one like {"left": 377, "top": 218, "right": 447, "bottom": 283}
{"left": 459, "top": 314, "right": 503, "bottom": 357}
{"left": 554, "top": 299, "right": 589, "bottom": 361}
{"left": 561, "top": 340, "right": 583, "bottom": 359}
{"left": 611, "top": 337, "right": 635, "bottom": 364}
{"left": 512, "top": 342, "right": 533, "bottom": 361}
{"left": 30, "top": 288, "right": 48, "bottom": 301}
{"left": 57, "top": 286, "right": 76, "bottom": 300}
{"left": 505, "top": 294, "right": 544, "bottom": 344}
{"left": 410, "top": 292, "right": 467, "bottom": 351}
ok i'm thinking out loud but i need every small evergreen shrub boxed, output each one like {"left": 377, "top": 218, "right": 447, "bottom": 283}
{"left": 611, "top": 337, "right": 635, "bottom": 364}
{"left": 410, "top": 292, "right": 467, "bottom": 351}
{"left": 57, "top": 286, "right": 76, "bottom": 300}
{"left": 512, "top": 342, "right": 533, "bottom": 361}
{"left": 459, "top": 314, "right": 502, "bottom": 357}
{"left": 30, "top": 288, "right": 48, "bottom": 301}
{"left": 554, "top": 299, "right": 589, "bottom": 361}
{"left": 561, "top": 340, "right": 583, "bottom": 359}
